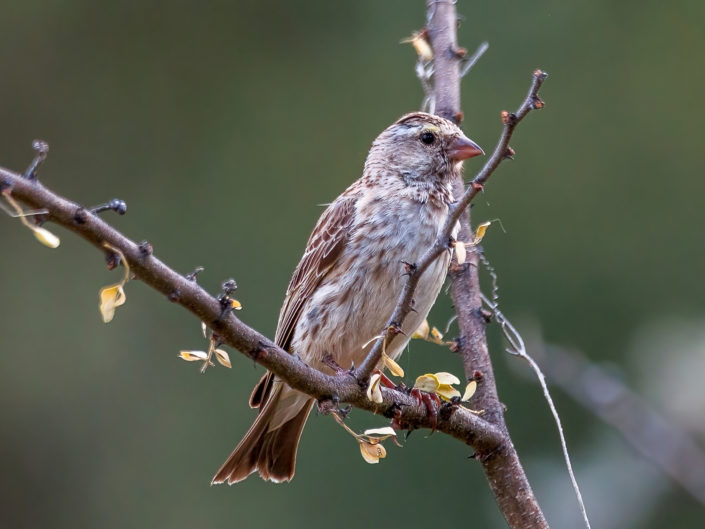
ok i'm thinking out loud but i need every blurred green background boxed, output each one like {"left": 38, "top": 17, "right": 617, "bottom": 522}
{"left": 2, "top": 1, "right": 704, "bottom": 527}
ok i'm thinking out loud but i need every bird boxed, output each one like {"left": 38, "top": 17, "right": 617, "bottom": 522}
{"left": 212, "top": 112, "right": 483, "bottom": 484}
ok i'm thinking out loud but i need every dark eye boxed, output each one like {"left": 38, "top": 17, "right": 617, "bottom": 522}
{"left": 420, "top": 131, "right": 436, "bottom": 145}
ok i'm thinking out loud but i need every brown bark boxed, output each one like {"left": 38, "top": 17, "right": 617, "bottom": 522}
{"left": 426, "top": 1, "right": 550, "bottom": 527}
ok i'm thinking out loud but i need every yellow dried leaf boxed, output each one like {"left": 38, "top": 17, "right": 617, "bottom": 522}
{"left": 367, "top": 373, "right": 383, "bottom": 404}
{"left": 412, "top": 319, "right": 430, "bottom": 340}
{"left": 363, "top": 426, "right": 397, "bottom": 437}
{"left": 230, "top": 298, "right": 242, "bottom": 310}
{"left": 178, "top": 350, "right": 209, "bottom": 361}
{"left": 473, "top": 221, "right": 492, "bottom": 245}
{"left": 359, "top": 440, "right": 387, "bottom": 464}
{"left": 430, "top": 326, "right": 444, "bottom": 343}
{"left": 32, "top": 226, "right": 60, "bottom": 248}
{"left": 97, "top": 244, "right": 130, "bottom": 323}
{"left": 401, "top": 31, "right": 433, "bottom": 62}
{"left": 414, "top": 374, "right": 440, "bottom": 393}
{"left": 2, "top": 192, "right": 60, "bottom": 249}
{"left": 455, "top": 240, "right": 466, "bottom": 265}
{"left": 98, "top": 284, "right": 126, "bottom": 323}
{"left": 214, "top": 348, "right": 231, "bottom": 368}
{"left": 435, "top": 384, "right": 462, "bottom": 401}
{"left": 434, "top": 372, "right": 460, "bottom": 386}
{"left": 462, "top": 380, "right": 478, "bottom": 401}
{"left": 382, "top": 353, "right": 404, "bottom": 377}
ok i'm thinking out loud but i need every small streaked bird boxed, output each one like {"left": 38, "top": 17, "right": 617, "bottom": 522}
{"left": 212, "top": 112, "right": 483, "bottom": 484}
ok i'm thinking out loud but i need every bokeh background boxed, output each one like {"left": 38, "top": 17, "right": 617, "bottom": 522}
{"left": 1, "top": 1, "right": 704, "bottom": 527}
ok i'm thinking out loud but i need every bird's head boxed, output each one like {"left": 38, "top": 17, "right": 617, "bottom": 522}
{"left": 364, "top": 112, "right": 483, "bottom": 189}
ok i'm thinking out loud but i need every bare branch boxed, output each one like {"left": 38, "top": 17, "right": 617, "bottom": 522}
{"left": 483, "top": 292, "right": 591, "bottom": 529}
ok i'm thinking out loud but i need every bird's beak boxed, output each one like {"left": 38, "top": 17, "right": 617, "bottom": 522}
{"left": 448, "top": 135, "right": 484, "bottom": 161}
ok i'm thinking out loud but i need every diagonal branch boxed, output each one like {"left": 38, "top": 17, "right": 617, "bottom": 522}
{"left": 0, "top": 165, "right": 504, "bottom": 452}
{"left": 353, "top": 69, "right": 547, "bottom": 381}
{"left": 425, "top": 1, "right": 551, "bottom": 528}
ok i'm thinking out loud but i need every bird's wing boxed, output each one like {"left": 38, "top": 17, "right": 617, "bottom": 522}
{"left": 274, "top": 195, "right": 357, "bottom": 350}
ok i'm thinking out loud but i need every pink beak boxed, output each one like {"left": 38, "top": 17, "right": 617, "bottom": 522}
{"left": 448, "top": 135, "right": 484, "bottom": 161}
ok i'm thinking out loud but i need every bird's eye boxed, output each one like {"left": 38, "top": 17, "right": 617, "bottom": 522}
{"left": 420, "top": 131, "right": 436, "bottom": 145}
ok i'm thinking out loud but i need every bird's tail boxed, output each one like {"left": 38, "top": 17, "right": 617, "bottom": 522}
{"left": 211, "top": 379, "right": 313, "bottom": 484}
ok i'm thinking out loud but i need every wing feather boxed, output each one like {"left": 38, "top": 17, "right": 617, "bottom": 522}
{"left": 274, "top": 196, "right": 357, "bottom": 350}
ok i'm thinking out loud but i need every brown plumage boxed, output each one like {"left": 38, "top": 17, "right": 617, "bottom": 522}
{"left": 212, "top": 112, "right": 482, "bottom": 484}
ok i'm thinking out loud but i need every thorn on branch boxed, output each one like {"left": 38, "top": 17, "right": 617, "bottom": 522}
{"left": 138, "top": 241, "right": 153, "bottom": 257}
{"left": 503, "top": 146, "right": 516, "bottom": 160}
{"left": 500, "top": 110, "right": 517, "bottom": 125}
{"left": 439, "top": 400, "right": 459, "bottom": 421}
{"left": 185, "top": 266, "right": 204, "bottom": 282}
{"left": 387, "top": 323, "right": 404, "bottom": 337}
{"left": 91, "top": 199, "right": 127, "bottom": 216}
{"left": 452, "top": 46, "right": 467, "bottom": 59}
{"left": 533, "top": 68, "right": 549, "bottom": 81}
{"left": 105, "top": 250, "right": 121, "bottom": 271}
{"left": 479, "top": 308, "right": 493, "bottom": 324}
{"left": 531, "top": 97, "right": 545, "bottom": 110}
{"left": 221, "top": 279, "right": 238, "bottom": 296}
{"left": 400, "top": 260, "right": 417, "bottom": 276}
{"left": 249, "top": 344, "right": 269, "bottom": 361}
{"left": 24, "top": 140, "right": 49, "bottom": 181}
{"left": 73, "top": 207, "right": 89, "bottom": 225}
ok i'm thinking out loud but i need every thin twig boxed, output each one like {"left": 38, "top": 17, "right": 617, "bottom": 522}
{"left": 354, "top": 69, "right": 547, "bottom": 382}
{"left": 460, "top": 41, "right": 489, "bottom": 78}
{"left": 482, "top": 293, "right": 592, "bottom": 529}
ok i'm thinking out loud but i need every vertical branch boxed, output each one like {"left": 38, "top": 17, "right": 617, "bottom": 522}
{"left": 425, "top": 1, "right": 550, "bottom": 527}
{"left": 425, "top": 1, "right": 462, "bottom": 122}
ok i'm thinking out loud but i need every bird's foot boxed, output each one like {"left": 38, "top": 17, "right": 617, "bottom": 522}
{"left": 409, "top": 388, "right": 441, "bottom": 431}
